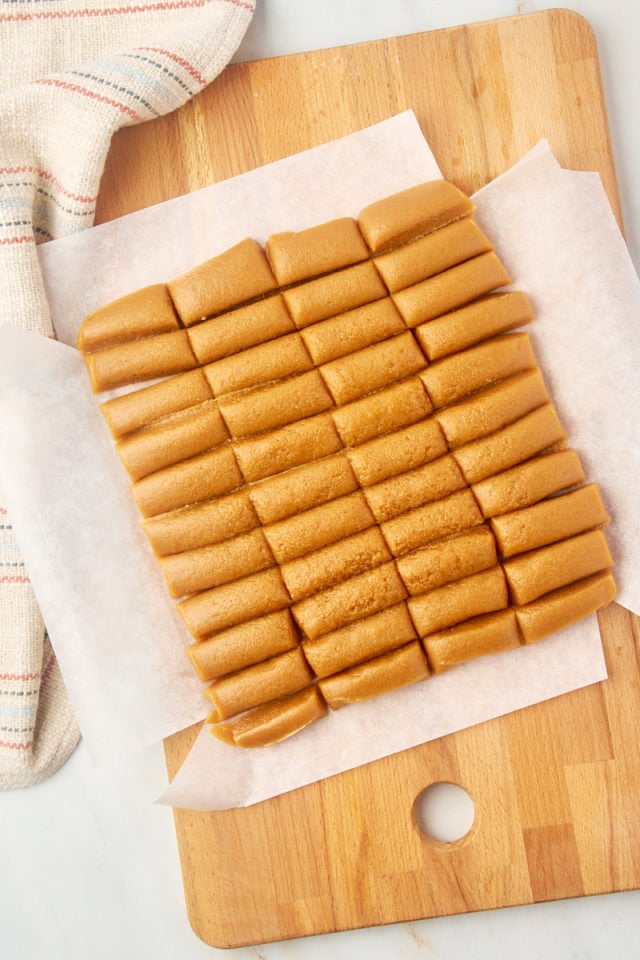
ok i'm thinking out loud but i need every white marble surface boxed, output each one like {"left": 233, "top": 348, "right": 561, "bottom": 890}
{"left": 2, "top": 3, "right": 640, "bottom": 958}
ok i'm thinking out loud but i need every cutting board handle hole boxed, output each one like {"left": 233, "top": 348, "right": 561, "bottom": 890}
{"left": 414, "top": 781, "right": 475, "bottom": 846}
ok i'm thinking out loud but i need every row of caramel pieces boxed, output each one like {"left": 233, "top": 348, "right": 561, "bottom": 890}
{"left": 77, "top": 182, "right": 616, "bottom": 747}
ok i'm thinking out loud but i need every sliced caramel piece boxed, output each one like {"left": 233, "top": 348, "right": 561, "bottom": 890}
{"left": 283, "top": 261, "right": 386, "bottom": 328}
{"left": 374, "top": 218, "right": 492, "bottom": 292}
{"left": 302, "top": 603, "right": 417, "bottom": 678}
{"left": 159, "top": 528, "right": 275, "bottom": 599}
{"left": 331, "top": 377, "right": 432, "bottom": 447}
{"left": 415, "top": 291, "right": 534, "bottom": 360}
{"left": 264, "top": 492, "right": 375, "bottom": 564}
{"left": 453, "top": 403, "right": 567, "bottom": 485}
{"left": 204, "top": 332, "right": 313, "bottom": 397}
{"left": 347, "top": 417, "right": 447, "bottom": 487}
{"left": 301, "top": 297, "right": 405, "bottom": 364}
{"left": 381, "top": 488, "right": 483, "bottom": 556}
{"left": 177, "top": 567, "right": 291, "bottom": 639}
{"left": 143, "top": 489, "right": 258, "bottom": 556}
{"left": 320, "top": 331, "right": 426, "bottom": 405}
{"left": 249, "top": 454, "right": 358, "bottom": 525}
{"left": 491, "top": 483, "right": 610, "bottom": 559}
{"left": 233, "top": 413, "right": 343, "bottom": 483}
{"left": 132, "top": 444, "right": 242, "bottom": 518}
{"left": 515, "top": 571, "right": 617, "bottom": 644}
{"left": 85, "top": 330, "right": 197, "bottom": 393}
{"left": 472, "top": 449, "right": 585, "bottom": 518}
{"left": 408, "top": 566, "right": 509, "bottom": 637}
{"left": 396, "top": 526, "right": 498, "bottom": 595}
{"left": 266, "top": 217, "right": 368, "bottom": 284}
{"left": 364, "top": 454, "right": 466, "bottom": 522}
{"left": 78, "top": 283, "right": 180, "bottom": 352}
{"left": 116, "top": 401, "right": 228, "bottom": 481}
{"left": 187, "top": 294, "right": 296, "bottom": 364}
{"left": 211, "top": 686, "right": 327, "bottom": 748}
{"left": 187, "top": 610, "right": 300, "bottom": 681}
{"left": 319, "top": 641, "right": 429, "bottom": 709}
{"left": 204, "top": 647, "right": 313, "bottom": 721}
{"left": 435, "top": 369, "right": 549, "bottom": 449}
{"left": 100, "top": 369, "right": 212, "bottom": 439}
{"left": 392, "top": 252, "right": 511, "bottom": 328}
{"left": 281, "top": 527, "right": 391, "bottom": 601}
{"left": 358, "top": 180, "right": 473, "bottom": 253}
{"left": 292, "top": 562, "right": 407, "bottom": 639}
{"left": 503, "top": 529, "right": 613, "bottom": 606}
{"left": 424, "top": 609, "right": 521, "bottom": 674}
{"left": 168, "top": 238, "right": 277, "bottom": 326}
{"left": 420, "top": 332, "right": 536, "bottom": 408}
{"left": 218, "top": 370, "right": 333, "bottom": 439}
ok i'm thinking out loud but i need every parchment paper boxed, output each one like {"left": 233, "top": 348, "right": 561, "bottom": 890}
{"left": 0, "top": 112, "right": 636, "bottom": 808}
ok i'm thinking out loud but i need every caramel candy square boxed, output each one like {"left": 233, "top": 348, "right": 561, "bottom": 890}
{"left": 263, "top": 492, "right": 375, "bottom": 564}
{"left": 85, "top": 330, "right": 197, "bottom": 393}
{"left": 219, "top": 370, "right": 334, "bottom": 439}
{"left": 424, "top": 609, "right": 521, "bottom": 674}
{"left": 396, "top": 526, "right": 498, "bottom": 595}
{"left": 132, "top": 444, "right": 242, "bottom": 518}
{"left": 472, "top": 449, "right": 585, "bottom": 518}
{"left": 77, "top": 283, "right": 181, "bottom": 352}
{"left": 159, "top": 528, "right": 275, "bottom": 599}
{"left": 281, "top": 527, "right": 391, "bottom": 601}
{"left": 491, "top": 483, "right": 610, "bottom": 559}
{"left": 374, "top": 218, "right": 493, "bottom": 292}
{"left": 358, "top": 180, "right": 473, "bottom": 252}
{"left": 168, "top": 238, "right": 277, "bottom": 326}
{"left": 187, "top": 610, "right": 300, "bottom": 681}
{"left": 392, "top": 252, "right": 511, "bottom": 328}
{"left": 320, "top": 331, "right": 426, "bottom": 405}
{"left": 364, "top": 454, "right": 466, "bottom": 522}
{"left": 292, "top": 562, "right": 407, "bottom": 639}
{"left": 453, "top": 403, "right": 567, "bottom": 485}
{"left": 143, "top": 489, "right": 258, "bottom": 556}
{"left": 211, "top": 687, "right": 327, "bottom": 748}
{"left": 204, "top": 332, "right": 313, "bottom": 397}
{"left": 415, "top": 291, "right": 534, "bottom": 360}
{"left": 435, "top": 369, "right": 549, "bottom": 448}
{"left": 301, "top": 297, "right": 405, "bottom": 364}
{"left": 249, "top": 454, "right": 358, "bottom": 524}
{"left": 283, "top": 261, "right": 386, "bottom": 328}
{"left": 116, "top": 401, "right": 229, "bottom": 481}
{"left": 177, "top": 567, "right": 291, "bottom": 639}
{"left": 347, "top": 417, "right": 447, "bottom": 487}
{"left": 101, "top": 369, "right": 213, "bottom": 439}
{"left": 408, "top": 566, "right": 509, "bottom": 637}
{"left": 515, "top": 571, "right": 616, "bottom": 644}
{"left": 266, "top": 217, "right": 368, "bottom": 284}
{"left": 204, "top": 647, "right": 313, "bottom": 721}
{"left": 233, "top": 414, "right": 343, "bottom": 483}
{"left": 302, "top": 603, "right": 417, "bottom": 678}
{"left": 420, "top": 332, "right": 536, "bottom": 408}
{"left": 381, "top": 488, "right": 483, "bottom": 556}
{"left": 319, "top": 641, "right": 429, "bottom": 709}
{"left": 187, "top": 294, "right": 296, "bottom": 364}
{"left": 503, "top": 529, "right": 613, "bottom": 606}
{"left": 331, "top": 377, "right": 432, "bottom": 447}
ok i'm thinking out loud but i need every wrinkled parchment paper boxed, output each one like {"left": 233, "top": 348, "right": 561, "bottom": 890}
{"left": 1, "top": 112, "right": 637, "bottom": 808}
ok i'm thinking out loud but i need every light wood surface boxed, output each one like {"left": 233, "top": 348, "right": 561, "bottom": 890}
{"left": 96, "top": 10, "right": 640, "bottom": 948}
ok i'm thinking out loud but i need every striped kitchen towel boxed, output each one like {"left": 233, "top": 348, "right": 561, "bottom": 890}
{"left": 0, "top": 0, "right": 255, "bottom": 789}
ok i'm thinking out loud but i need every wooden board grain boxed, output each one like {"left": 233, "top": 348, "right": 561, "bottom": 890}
{"left": 96, "top": 10, "right": 640, "bottom": 948}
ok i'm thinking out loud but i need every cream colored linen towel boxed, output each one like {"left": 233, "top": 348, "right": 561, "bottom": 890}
{"left": 0, "top": 0, "right": 255, "bottom": 788}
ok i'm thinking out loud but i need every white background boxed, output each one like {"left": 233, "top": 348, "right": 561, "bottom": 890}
{"left": 2, "top": 3, "right": 639, "bottom": 959}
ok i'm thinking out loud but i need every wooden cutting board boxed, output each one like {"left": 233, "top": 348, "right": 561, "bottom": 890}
{"left": 96, "top": 9, "right": 640, "bottom": 948}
